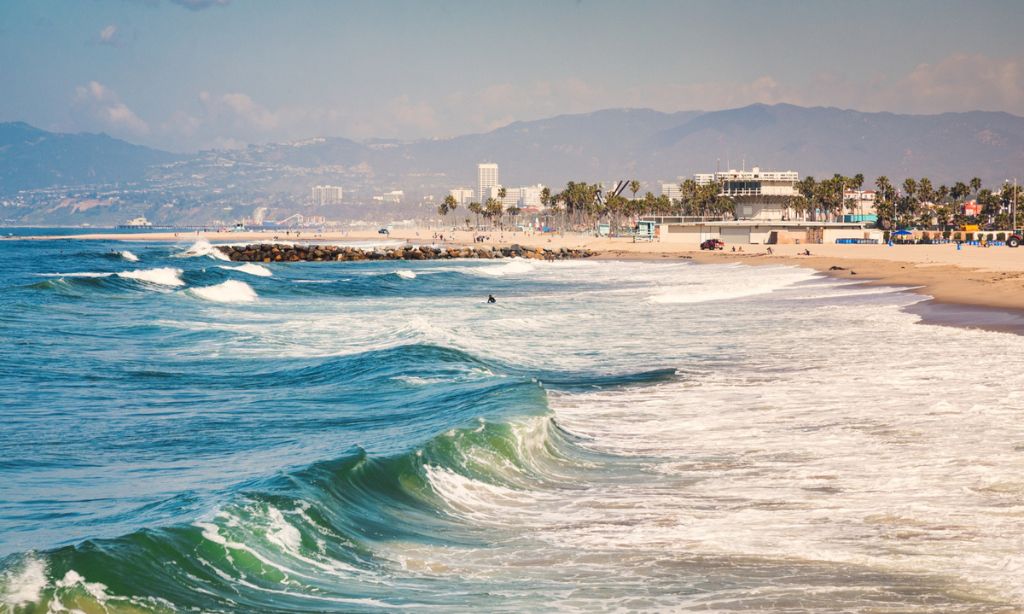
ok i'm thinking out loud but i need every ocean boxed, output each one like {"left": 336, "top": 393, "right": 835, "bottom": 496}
{"left": 1, "top": 236, "right": 1023, "bottom": 612}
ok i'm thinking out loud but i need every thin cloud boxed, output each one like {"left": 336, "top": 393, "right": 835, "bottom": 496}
{"left": 169, "top": 0, "right": 231, "bottom": 10}
{"left": 72, "top": 81, "right": 150, "bottom": 136}
{"left": 97, "top": 24, "right": 119, "bottom": 46}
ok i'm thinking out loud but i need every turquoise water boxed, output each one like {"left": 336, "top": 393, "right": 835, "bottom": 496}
{"left": 2, "top": 238, "right": 1024, "bottom": 612}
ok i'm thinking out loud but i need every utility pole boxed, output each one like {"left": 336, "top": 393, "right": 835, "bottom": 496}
{"left": 1014, "top": 177, "right": 1018, "bottom": 231}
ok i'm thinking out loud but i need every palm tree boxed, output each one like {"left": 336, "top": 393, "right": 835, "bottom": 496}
{"left": 440, "top": 194, "right": 458, "bottom": 227}
{"left": 467, "top": 201, "right": 483, "bottom": 229}
{"left": 629, "top": 180, "right": 640, "bottom": 201}
{"left": 436, "top": 199, "right": 450, "bottom": 221}
{"left": 970, "top": 177, "right": 983, "bottom": 196}
{"left": 796, "top": 176, "right": 817, "bottom": 220}
{"left": 485, "top": 198, "right": 503, "bottom": 229}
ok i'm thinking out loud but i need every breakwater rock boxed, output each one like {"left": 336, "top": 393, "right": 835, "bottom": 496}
{"left": 217, "top": 243, "right": 596, "bottom": 262}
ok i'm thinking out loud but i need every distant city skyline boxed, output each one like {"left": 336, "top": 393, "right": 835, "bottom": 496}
{"left": 2, "top": 0, "right": 1024, "bottom": 152}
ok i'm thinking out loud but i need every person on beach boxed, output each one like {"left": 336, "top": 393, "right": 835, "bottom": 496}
{"left": 766, "top": 247, "right": 773, "bottom": 255}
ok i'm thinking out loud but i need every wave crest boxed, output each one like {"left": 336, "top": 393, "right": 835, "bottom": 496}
{"left": 117, "top": 267, "right": 185, "bottom": 287}
{"left": 176, "top": 240, "right": 230, "bottom": 261}
{"left": 220, "top": 263, "right": 272, "bottom": 277}
{"left": 188, "top": 280, "right": 258, "bottom": 303}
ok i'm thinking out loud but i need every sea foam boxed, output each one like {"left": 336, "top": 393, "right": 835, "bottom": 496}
{"left": 189, "top": 280, "right": 258, "bottom": 303}
{"left": 0, "top": 556, "right": 47, "bottom": 607}
{"left": 119, "top": 250, "right": 139, "bottom": 262}
{"left": 395, "top": 270, "right": 417, "bottom": 280}
{"left": 471, "top": 259, "right": 536, "bottom": 277}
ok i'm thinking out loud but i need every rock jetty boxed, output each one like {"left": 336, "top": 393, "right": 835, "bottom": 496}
{"left": 217, "top": 243, "right": 596, "bottom": 262}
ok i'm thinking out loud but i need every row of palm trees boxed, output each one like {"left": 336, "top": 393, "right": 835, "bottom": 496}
{"left": 436, "top": 175, "right": 1023, "bottom": 232}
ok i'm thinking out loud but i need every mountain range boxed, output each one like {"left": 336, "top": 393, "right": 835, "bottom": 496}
{"left": 0, "top": 122, "right": 180, "bottom": 195}
{"left": 4, "top": 103, "right": 1024, "bottom": 216}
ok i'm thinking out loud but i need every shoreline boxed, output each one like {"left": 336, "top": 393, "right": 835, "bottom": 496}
{"left": 12, "top": 227, "right": 1024, "bottom": 334}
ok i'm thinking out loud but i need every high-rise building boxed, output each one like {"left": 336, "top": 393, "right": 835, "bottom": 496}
{"left": 311, "top": 185, "right": 343, "bottom": 206}
{"left": 477, "top": 163, "right": 499, "bottom": 206}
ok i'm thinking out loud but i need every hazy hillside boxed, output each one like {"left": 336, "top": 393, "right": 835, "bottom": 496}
{"left": 234, "top": 104, "right": 1024, "bottom": 187}
{"left": 647, "top": 104, "right": 1024, "bottom": 185}
{"left": 0, "top": 122, "right": 180, "bottom": 194}
{"left": 5, "top": 104, "right": 1024, "bottom": 225}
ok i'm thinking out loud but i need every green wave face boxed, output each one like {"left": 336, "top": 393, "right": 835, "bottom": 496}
{"left": 1, "top": 411, "right": 610, "bottom": 613}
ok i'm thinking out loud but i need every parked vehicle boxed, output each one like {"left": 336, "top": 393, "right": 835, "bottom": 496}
{"left": 700, "top": 238, "right": 725, "bottom": 250}
{"left": 378, "top": 227, "right": 390, "bottom": 235}
{"left": 1008, "top": 231, "right": 1022, "bottom": 248}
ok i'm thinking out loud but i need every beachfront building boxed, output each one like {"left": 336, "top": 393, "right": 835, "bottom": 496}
{"left": 478, "top": 163, "right": 499, "bottom": 206}
{"left": 311, "top": 185, "right": 343, "bottom": 206}
{"left": 641, "top": 217, "right": 881, "bottom": 245}
{"left": 695, "top": 167, "right": 799, "bottom": 221}
{"left": 449, "top": 188, "right": 474, "bottom": 206}
{"left": 642, "top": 167, "right": 880, "bottom": 244}
{"left": 963, "top": 199, "right": 982, "bottom": 217}
{"left": 843, "top": 190, "right": 877, "bottom": 221}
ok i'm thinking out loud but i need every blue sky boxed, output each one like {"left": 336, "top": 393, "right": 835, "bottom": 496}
{"left": 1, "top": 0, "right": 1023, "bottom": 151}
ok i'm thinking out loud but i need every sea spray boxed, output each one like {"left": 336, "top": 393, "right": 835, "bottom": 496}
{"left": 177, "top": 240, "right": 231, "bottom": 261}
{"left": 119, "top": 250, "right": 139, "bottom": 262}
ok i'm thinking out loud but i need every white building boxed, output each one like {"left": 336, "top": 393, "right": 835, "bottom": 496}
{"left": 486, "top": 184, "right": 546, "bottom": 209}
{"left": 372, "top": 190, "right": 404, "bottom": 204}
{"left": 661, "top": 183, "right": 682, "bottom": 202}
{"left": 843, "top": 190, "right": 876, "bottom": 216}
{"left": 695, "top": 167, "right": 799, "bottom": 220}
{"left": 517, "top": 184, "right": 546, "bottom": 209}
{"left": 311, "top": 185, "right": 343, "bottom": 206}
{"left": 449, "top": 188, "right": 474, "bottom": 206}
{"left": 477, "top": 163, "right": 499, "bottom": 207}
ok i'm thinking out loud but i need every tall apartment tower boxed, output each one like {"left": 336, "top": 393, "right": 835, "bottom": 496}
{"left": 311, "top": 185, "right": 343, "bottom": 206}
{"left": 477, "top": 163, "right": 499, "bottom": 205}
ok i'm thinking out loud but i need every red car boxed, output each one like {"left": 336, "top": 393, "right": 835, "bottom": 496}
{"left": 700, "top": 239, "right": 725, "bottom": 250}
{"left": 1009, "top": 232, "right": 1022, "bottom": 248}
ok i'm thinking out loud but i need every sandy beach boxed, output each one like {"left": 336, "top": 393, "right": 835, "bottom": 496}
{"left": 14, "top": 227, "right": 1024, "bottom": 315}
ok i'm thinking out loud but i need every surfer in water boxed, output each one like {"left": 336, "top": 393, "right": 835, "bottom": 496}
{"left": 487, "top": 294, "right": 496, "bottom": 304}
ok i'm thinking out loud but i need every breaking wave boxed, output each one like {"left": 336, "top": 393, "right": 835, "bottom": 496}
{"left": 188, "top": 279, "right": 258, "bottom": 303}
{"left": 176, "top": 240, "right": 230, "bottom": 261}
